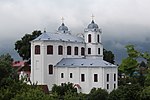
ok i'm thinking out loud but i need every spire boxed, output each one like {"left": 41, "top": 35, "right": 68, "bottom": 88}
{"left": 91, "top": 14, "right": 94, "bottom": 20}
{"left": 44, "top": 28, "right": 46, "bottom": 33}
{"left": 61, "top": 17, "right": 64, "bottom": 23}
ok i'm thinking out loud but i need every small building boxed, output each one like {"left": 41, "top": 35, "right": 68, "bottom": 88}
{"left": 12, "top": 61, "right": 30, "bottom": 81}
{"left": 30, "top": 19, "right": 118, "bottom": 93}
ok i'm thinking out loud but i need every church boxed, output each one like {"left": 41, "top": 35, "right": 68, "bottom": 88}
{"left": 30, "top": 18, "right": 118, "bottom": 93}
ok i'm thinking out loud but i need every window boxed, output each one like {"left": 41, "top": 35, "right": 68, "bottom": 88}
{"left": 114, "top": 74, "right": 116, "bottom": 81}
{"left": 70, "top": 73, "right": 73, "bottom": 78}
{"left": 94, "top": 74, "right": 98, "bottom": 82}
{"left": 107, "top": 84, "right": 109, "bottom": 89}
{"left": 74, "top": 47, "right": 78, "bottom": 55}
{"left": 97, "top": 34, "right": 100, "bottom": 43}
{"left": 67, "top": 46, "right": 71, "bottom": 55}
{"left": 49, "top": 65, "right": 53, "bottom": 74}
{"left": 107, "top": 74, "right": 109, "bottom": 82}
{"left": 61, "top": 83, "right": 64, "bottom": 86}
{"left": 47, "top": 45, "right": 53, "bottom": 54}
{"left": 88, "top": 48, "right": 91, "bottom": 54}
{"left": 98, "top": 48, "right": 100, "bottom": 54}
{"left": 81, "top": 74, "right": 85, "bottom": 82}
{"left": 35, "top": 45, "right": 40, "bottom": 54}
{"left": 88, "top": 34, "right": 91, "bottom": 43}
{"left": 81, "top": 47, "right": 85, "bottom": 56}
{"left": 61, "top": 73, "right": 64, "bottom": 78}
{"left": 58, "top": 45, "right": 63, "bottom": 55}
{"left": 114, "top": 84, "right": 116, "bottom": 89}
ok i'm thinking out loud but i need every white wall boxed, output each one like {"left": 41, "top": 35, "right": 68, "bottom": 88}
{"left": 55, "top": 66, "right": 117, "bottom": 94}
{"left": 31, "top": 40, "right": 85, "bottom": 90}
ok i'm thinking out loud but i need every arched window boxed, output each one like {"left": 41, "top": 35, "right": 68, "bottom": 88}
{"left": 88, "top": 48, "right": 91, "bottom": 54}
{"left": 88, "top": 34, "right": 91, "bottom": 43}
{"left": 35, "top": 45, "right": 40, "bottom": 54}
{"left": 67, "top": 46, "right": 71, "bottom": 55}
{"left": 47, "top": 45, "right": 53, "bottom": 54}
{"left": 58, "top": 45, "right": 63, "bottom": 55}
{"left": 97, "top": 34, "right": 100, "bottom": 43}
{"left": 49, "top": 65, "right": 53, "bottom": 74}
{"left": 81, "top": 47, "right": 85, "bottom": 56}
{"left": 74, "top": 47, "right": 78, "bottom": 55}
{"left": 98, "top": 48, "right": 100, "bottom": 54}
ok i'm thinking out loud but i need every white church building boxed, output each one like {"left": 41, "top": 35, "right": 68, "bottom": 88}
{"left": 30, "top": 19, "right": 118, "bottom": 93}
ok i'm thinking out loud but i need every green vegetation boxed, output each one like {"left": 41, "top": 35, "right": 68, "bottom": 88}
{"left": 4, "top": 34, "right": 150, "bottom": 100}
{"left": 103, "top": 49, "right": 115, "bottom": 64}
{"left": 15, "top": 30, "right": 42, "bottom": 62}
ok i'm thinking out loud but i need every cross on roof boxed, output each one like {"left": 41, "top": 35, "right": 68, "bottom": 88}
{"left": 91, "top": 14, "right": 94, "bottom": 20}
{"left": 44, "top": 28, "right": 46, "bottom": 33}
{"left": 61, "top": 17, "right": 64, "bottom": 23}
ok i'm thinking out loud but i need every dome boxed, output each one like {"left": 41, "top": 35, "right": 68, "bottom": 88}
{"left": 87, "top": 20, "right": 98, "bottom": 29}
{"left": 58, "top": 23, "right": 68, "bottom": 31}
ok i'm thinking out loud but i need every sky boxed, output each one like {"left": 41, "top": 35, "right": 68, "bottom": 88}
{"left": 0, "top": 0, "right": 150, "bottom": 64}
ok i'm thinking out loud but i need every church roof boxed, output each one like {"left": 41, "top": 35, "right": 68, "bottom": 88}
{"left": 58, "top": 23, "right": 68, "bottom": 31}
{"left": 33, "top": 32, "right": 84, "bottom": 43}
{"left": 56, "top": 58, "right": 117, "bottom": 68}
{"left": 87, "top": 20, "right": 99, "bottom": 29}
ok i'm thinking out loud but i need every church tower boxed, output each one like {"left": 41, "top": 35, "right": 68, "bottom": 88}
{"left": 84, "top": 17, "right": 103, "bottom": 59}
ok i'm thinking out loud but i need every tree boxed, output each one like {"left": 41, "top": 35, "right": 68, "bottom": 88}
{"left": 0, "top": 54, "right": 17, "bottom": 87}
{"left": 103, "top": 49, "right": 115, "bottom": 64}
{"left": 119, "top": 44, "right": 150, "bottom": 86}
{"left": 52, "top": 83, "right": 77, "bottom": 97}
{"left": 87, "top": 88, "right": 108, "bottom": 100}
{"left": 140, "top": 86, "right": 150, "bottom": 100}
{"left": 15, "top": 30, "right": 42, "bottom": 61}
{"left": 109, "top": 84, "right": 142, "bottom": 100}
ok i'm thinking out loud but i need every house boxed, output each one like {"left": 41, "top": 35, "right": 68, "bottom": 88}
{"left": 12, "top": 61, "right": 30, "bottom": 81}
{"left": 30, "top": 19, "right": 118, "bottom": 93}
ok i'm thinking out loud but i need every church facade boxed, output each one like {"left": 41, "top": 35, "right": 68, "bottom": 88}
{"left": 30, "top": 19, "right": 118, "bottom": 93}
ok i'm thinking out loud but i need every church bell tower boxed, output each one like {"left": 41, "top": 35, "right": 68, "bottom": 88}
{"left": 84, "top": 16, "right": 103, "bottom": 59}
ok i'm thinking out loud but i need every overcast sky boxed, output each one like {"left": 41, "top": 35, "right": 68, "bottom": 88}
{"left": 0, "top": 0, "right": 150, "bottom": 63}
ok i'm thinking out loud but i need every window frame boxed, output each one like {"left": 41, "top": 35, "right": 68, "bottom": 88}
{"left": 67, "top": 46, "right": 71, "bottom": 55}
{"left": 58, "top": 45, "right": 63, "bottom": 55}
{"left": 94, "top": 74, "right": 98, "bottom": 82}
{"left": 81, "top": 74, "right": 85, "bottom": 82}
{"left": 97, "top": 34, "right": 100, "bottom": 43}
{"left": 35, "top": 45, "right": 40, "bottom": 54}
{"left": 81, "top": 47, "right": 85, "bottom": 56}
{"left": 98, "top": 48, "right": 100, "bottom": 54}
{"left": 74, "top": 47, "right": 78, "bottom": 55}
{"left": 114, "top": 74, "right": 116, "bottom": 81}
{"left": 88, "top": 48, "right": 91, "bottom": 54}
{"left": 88, "top": 34, "right": 91, "bottom": 43}
{"left": 61, "top": 73, "right": 64, "bottom": 78}
{"left": 107, "top": 74, "right": 109, "bottom": 82}
{"left": 70, "top": 73, "right": 73, "bottom": 78}
{"left": 49, "top": 65, "right": 53, "bottom": 74}
{"left": 47, "top": 45, "right": 53, "bottom": 54}
{"left": 107, "top": 84, "right": 109, "bottom": 89}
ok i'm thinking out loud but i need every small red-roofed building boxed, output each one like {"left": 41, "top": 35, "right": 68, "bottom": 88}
{"left": 12, "top": 61, "right": 31, "bottom": 81}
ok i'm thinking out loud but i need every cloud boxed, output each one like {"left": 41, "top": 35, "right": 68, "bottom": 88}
{"left": 0, "top": 0, "right": 150, "bottom": 62}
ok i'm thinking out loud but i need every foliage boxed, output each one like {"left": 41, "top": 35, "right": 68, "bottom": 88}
{"left": 103, "top": 49, "right": 115, "bottom": 64}
{"left": 87, "top": 88, "right": 108, "bottom": 100}
{"left": 119, "top": 44, "right": 150, "bottom": 86}
{"left": 109, "top": 84, "right": 142, "bottom": 100}
{"left": 15, "top": 30, "right": 42, "bottom": 61}
{"left": 0, "top": 80, "right": 53, "bottom": 100}
{"left": 140, "top": 86, "right": 150, "bottom": 100}
{"left": 52, "top": 83, "right": 77, "bottom": 97}
{"left": 0, "top": 54, "right": 17, "bottom": 87}
{"left": 0, "top": 53, "right": 13, "bottom": 63}
{"left": 119, "top": 57, "right": 138, "bottom": 76}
